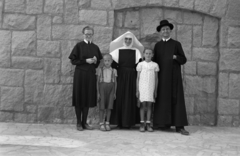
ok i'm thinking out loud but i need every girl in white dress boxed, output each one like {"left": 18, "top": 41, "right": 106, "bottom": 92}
{"left": 136, "top": 49, "right": 159, "bottom": 132}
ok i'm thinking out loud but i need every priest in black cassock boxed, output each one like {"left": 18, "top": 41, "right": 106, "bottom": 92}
{"left": 69, "top": 26, "right": 102, "bottom": 131}
{"left": 153, "top": 20, "right": 189, "bottom": 135}
{"left": 109, "top": 31, "right": 144, "bottom": 128}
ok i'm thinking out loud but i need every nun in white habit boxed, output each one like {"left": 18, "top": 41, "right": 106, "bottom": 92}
{"left": 109, "top": 31, "right": 144, "bottom": 128}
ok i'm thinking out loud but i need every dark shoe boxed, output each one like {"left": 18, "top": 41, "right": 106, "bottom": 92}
{"left": 77, "top": 124, "right": 83, "bottom": 131}
{"left": 105, "top": 124, "right": 111, "bottom": 131}
{"left": 99, "top": 123, "right": 106, "bottom": 131}
{"left": 139, "top": 123, "right": 145, "bottom": 132}
{"left": 176, "top": 128, "right": 189, "bottom": 135}
{"left": 146, "top": 123, "right": 154, "bottom": 132}
{"left": 83, "top": 124, "right": 93, "bottom": 130}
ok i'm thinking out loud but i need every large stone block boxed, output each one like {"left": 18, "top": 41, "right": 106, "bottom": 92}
{"left": 210, "top": 0, "right": 227, "bottom": 17}
{"left": 52, "top": 25, "right": 84, "bottom": 40}
{"left": 113, "top": 0, "right": 148, "bottom": 9}
{"left": 177, "top": 25, "right": 192, "bottom": 46}
{"left": 182, "top": 45, "right": 191, "bottom": 60}
{"left": 94, "top": 26, "right": 113, "bottom": 52}
{"left": 0, "top": 69, "right": 24, "bottom": 87}
{"left": 91, "top": 0, "right": 111, "bottom": 9}
{"left": 194, "top": 0, "right": 213, "bottom": 13}
{"left": 5, "top": 0, "right": 25, "bottom": 13}
{"left": 140, "top": 8, "right": 163, "bottom": 37}
{"left": 184, "top": 76, "right": 203, "bottom": 95}
{"left": 197, "top": 62, "right": 217, "bottom": 76}
{"left": 26, "top": 105, "right": 37, "bottom": 113}
{"left": 14, "top": 113, "right": 27, "bottom": 123}
{"left": 228, "top": 27, "right": 240, "bottom": 48}
{"left": 200, "top": 114, "right": 215, "bottom": 126}
{"left": 185, "top": 97, "right": 194, "bottom": 114}
{"left": 0, "top": 30, "right": 11, "bottom": 67}
{"left": 61, "top": 41, "right": 77, "bottom": 76}
{"left": 226, "top": 0, "right": 240, "bottom": 20}
{"left": 124, "top": 11, "right": 140, "bottom": 28}
{"left": 0, "top": 0, "right": 3, "bottom": 24}
{"left": 3, "top": 14, "right": 36, "bottom": 30}
{"left": 115, "top": 12, "right": 123, "bottom": 27}
{"left": 218, "top": 72, "right": 229, "bottom": 98}
{"left": 164, "top": 9, "right": 182, "bottom": 24}
{"left": 219, "top": 48, "right": 240, "bottom": 71}
{"left": 26, "top": 0, "right": 43, "bottom": 14}
{"left": 63, "top": 107, "right": 75, "bottom": 122}
{"left": 193, "top": 26, "right": 202, "bottom": 47}
{"left": 27, "top": 114, "right": 37, "bottom": 123}
{"left": 195, "top": 97, "right": 208, "bottom": 114}
{"left": 195, "top": 97, "right": 216, "bottom": 114}
{"left": 192, "top": 48, "right": 218, "bottom": 61}
{"left": 184, "top": 61, "right": 196, "bottom": 75}
{"left": 202, "top": 16, "right": 218, "bottom": 47}
{"left": 37, "top": 40, "right": 60, "bottom": 57}
{"left": 163, "top": 0, "right": 178, "bottom": 7}
{"left": 60, "top": 76, "right": 73, "bottom": 84}
{"left": 24, "top": 70, "right": 44, "bottom": 104}
{"left": 79, "top": 0, "right": 91, "bottom": 8}
{"left": 183, "top": 12, "right": 203, "bottom": 25}
{"left": 188, "top": 115, "right": 201, "bottom": 125}
{"left": 12, "top": 57, "right": 43, "bottom": 69}
{"left": 233, "top": 116, "right": 239, "bottom": 127}
{"left": 79, "top": 10, "right": 107, "bottom": 25}
{"left": 229, "top": 73, "right": 240, "bottom": 98}
{"left": 38, "top": 106, "right": 62, "bottom": 123}
{"left": 0, "top": 112, "right": 13, "bottom": 122}
{"left": 64, "top": 0, "right": 78, "bottom": 24}
{"left": 44, "top": 0, "right": 63, "bottom": 14}
{"left": 217, "top": 115, "right": 232, "bottom": 126}
{"left": 0, "top": 87, "right": 24, "bottom": 111}
{"left": 37, "top": 15, "right": 51, "bottom": 40}
{"left": 218, "top": 98, "right": 239, "bottom": 115}
{"left": 44, "top": 58, "right": 61, "bottom": 83}
{"left": 179, "top": 0, "right": 194, "bottom": 10}
{"left": 12, "top": 31, "right": 36, "bottom": 56}
{"left": 52, "top": 16, "right": 63, "bottom": 24}
{"left": 108, "top": 11, "right": 114, "bottom": 27}
{"left": 43, "top": 85, "right": 72, "bottom": 107}
{"left": 203, "top": 77, "right": 216, "bottom": 94}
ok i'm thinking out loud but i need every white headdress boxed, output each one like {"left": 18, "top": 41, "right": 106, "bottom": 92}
{"left": 109, "top": 31, "right": 144, "bottom": 63}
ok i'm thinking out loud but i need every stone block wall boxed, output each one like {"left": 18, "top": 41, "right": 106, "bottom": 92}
{"left": 0, "top": 0, "right": 240, "bottom": 127}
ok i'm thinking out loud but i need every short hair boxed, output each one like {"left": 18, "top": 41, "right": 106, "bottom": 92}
{"left": 82, "top": 26, "right": 94, "bottom": 34}
{"left": 103, "top": 53, "right": 112, "bottom": 60}
{"left": 144, "top": 48, "right": 154, "bottom": 54}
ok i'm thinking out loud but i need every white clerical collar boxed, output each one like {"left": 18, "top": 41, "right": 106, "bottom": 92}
{"left": 84, "top": 39, "right": 91, "bottom": 44}
{"left": 162, "top": 37, "right": 171, "bottom": 42}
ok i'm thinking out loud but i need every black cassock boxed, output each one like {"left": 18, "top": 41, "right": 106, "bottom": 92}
{"left": 110, "top": 49, "right": 140, "bottom": 127}
{"left": 69, "top": 41, "right": 102, "bottom": 108}
{"left": 153, "top": 39, "right": 188, "bottom": 127}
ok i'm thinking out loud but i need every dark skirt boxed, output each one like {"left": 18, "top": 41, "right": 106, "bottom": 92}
{"left": 110, "top": 67, "right": 139, "bottom": 127}
{"left": 72, "top": 69, "right": 97, "bottom": 108}
{"left": 99, "top": 82, "right": 114, "bottom": 110}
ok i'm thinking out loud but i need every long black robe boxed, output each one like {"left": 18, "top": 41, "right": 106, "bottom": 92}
{"left": 153, "top": 39, "right": 188, "bottom": 127}
{"left": 69, "top": 41, "right": 102, "bottom": 108}
{"left": 110, "top": 49, "right": 140, "bottom": 127}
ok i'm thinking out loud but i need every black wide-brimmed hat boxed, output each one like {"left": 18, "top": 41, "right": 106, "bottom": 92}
{"left": 156, "top": 19, "right": 174, "bottom": 32}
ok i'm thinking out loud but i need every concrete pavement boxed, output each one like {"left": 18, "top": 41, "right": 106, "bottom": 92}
{"left": 0, "top": 122, "right": 240, "bottom": 156}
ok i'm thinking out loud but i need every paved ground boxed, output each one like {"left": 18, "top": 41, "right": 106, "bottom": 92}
{"left": 0, "top": 122, "right": 240, "bottom": 156}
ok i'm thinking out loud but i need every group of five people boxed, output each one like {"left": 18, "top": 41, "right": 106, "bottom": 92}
{"left": 68, "top": 19, "right": 189, "bottom": 136}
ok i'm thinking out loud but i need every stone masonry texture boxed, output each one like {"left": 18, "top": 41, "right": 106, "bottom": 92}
{"left": 0, "top": 0, "right": 239, "bottom": 127}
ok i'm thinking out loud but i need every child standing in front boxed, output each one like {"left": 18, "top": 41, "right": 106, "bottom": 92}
{"left": 97, "top": 54, "right": 117, "bottom": 131}
{"left": 136, "top": 49, "right": 159, "bottom": 132}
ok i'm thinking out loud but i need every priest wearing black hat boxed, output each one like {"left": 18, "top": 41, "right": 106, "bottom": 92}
{"left": 153, "top": 19, "right": 189, "bottom": 135}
